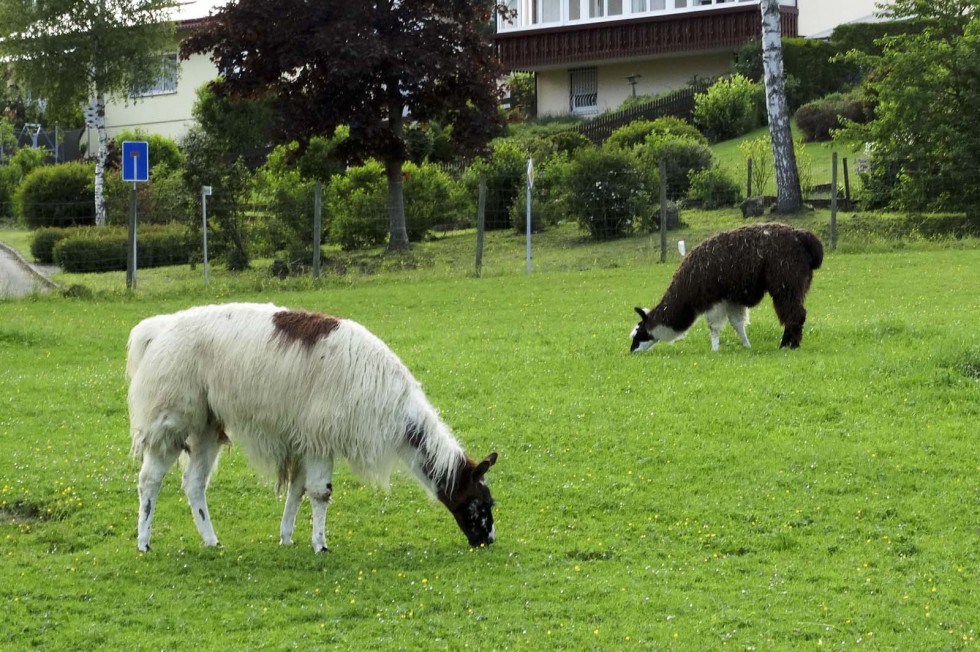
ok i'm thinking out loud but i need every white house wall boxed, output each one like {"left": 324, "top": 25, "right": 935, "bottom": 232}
{"left": 536, "top": 52, "right": 732, "bottom": 117}
{"left": 84, "top": 52, "right": 216, "bottom": 145}
{"left": 797, "top": 0, "right": 885, "bottom": 37}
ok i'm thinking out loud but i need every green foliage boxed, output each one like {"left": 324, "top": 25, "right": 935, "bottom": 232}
{"left": 181, "top": 124, "right": 252, "bottom": 271}
{"left": 190, "top": 82, "right": 275, "bottom": 156}
{"left": 16, "top": 162, "right": 95, "bottom": 229}
{"left": 733, "top": 37, "right": 862, "bottom": 110}
{"left": 508, "top": 154, "right": 572, "bottom": 233}
{"left": 637, "top": 134, "right": 714, "bottom": 200}
{"left": 251, "top": 142, "right": 318, "bottom": 263}
{"left": 738, "top": 136, "right": 774, "bottom": 197}
{"left": 688, "top": 167, "right": 742, "bottom": 209}
{"left": 565, "top": 146, "right": 655, "bottom": 240}
{"left": 0, "top": 146, "right": 47, "bottom": 218}
{"left": 0, "top": 0, "right": 177, "bottom": 122}
{"left": 463, "top": 141, "right": 529, "bottom": 231}
{"left": 794, "top": 90, "right": 868, "bottom": 142}
{"left": 112, "top": 130, "right": 184, "bottom": 174}
{"left": 29, "top": 227, "right": 78, "bottom": 264}
{"left": 506, "top": 72, "right": 537, "bottom": 120}
{"left": 328, "top": 160, "right": 463, "bottom": 250}
{"left": 607, "top": 117, "right": 707, "bottom": 152}
{"left": 693, "top": 74, "right": 763, "bottom": 142}
{"left": 545, "top": 130, "right": 592, "bottom": 157}
{"left": 52, "top": 224, "right": 192, "bottom": 273}
{"left": 838, "top": 4, "right": 980, "bottom": 213}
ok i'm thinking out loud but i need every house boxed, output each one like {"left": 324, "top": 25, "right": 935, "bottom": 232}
{"left": 83, "top": 0, "right": 224, "bottom": 146}
{"left": 494, "top": 0, "right": 884, "bottom": 118}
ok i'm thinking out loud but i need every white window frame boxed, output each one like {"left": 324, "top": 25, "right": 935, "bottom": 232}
{"left": 133, "top": 53, "right": 178, "bottom": 98}
{"left": 569, "top": 67, "right": 598, "bottom": 115}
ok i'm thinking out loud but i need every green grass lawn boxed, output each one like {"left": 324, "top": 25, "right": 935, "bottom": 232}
{"left": 1, "top": 232, "right": 977, "bottom": 649}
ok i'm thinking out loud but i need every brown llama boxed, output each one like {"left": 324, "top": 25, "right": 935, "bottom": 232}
{"left": 630, "top": 223, "right": 823, "bottom": 352}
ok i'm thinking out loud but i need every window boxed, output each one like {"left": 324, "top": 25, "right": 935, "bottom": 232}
{"left": 569, "top": 67, "right": 598, "bottom": 115}
{"left": 133, "top": 53, "right": 178, "bottom": 97}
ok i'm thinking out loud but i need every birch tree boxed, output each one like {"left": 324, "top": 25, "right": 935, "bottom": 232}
{"left": 760, "top": 0, "right": 803, "bottom": 213}
{"left": 0, "top": 0, "right": 177, "bottom": 226}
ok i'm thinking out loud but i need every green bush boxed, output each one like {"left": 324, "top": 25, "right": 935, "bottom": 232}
{"left": 688, "top": 167, "right": 743, "bottom": 209}
{"left": 607, "top": 117, "right": 706, "bottom": 151}
{"left": 545, "top": 130, "right": 592, "bottom": 157}
{"left": 0, "top": 148, "right": 48, "bottom": 219}
{"left": 16, "top": 162, "right": 95, "bottom": 229}
{"left": 30, "top": 227, "right": 78, "bottom": 264}
{"left": 733, "top": 37, "right": 862, "bottom": 110}
{"left": 637, "top": 134, "right": 714, "bottom": 200}
{"left": 463, "top": 142, "right": 528, "bottom": 230}
{"left": 693, "top": 74, "right": 762, "bottom": 142}
{"left": 508, "top": 154, "right": 572, "bottom": 233}
{"left": 52, "top": 224, "right": 193, "bottom": 273}
{"left": 565, "top": 147, "right": 655, "bottom": 240}
{"left": 794, "top": 90, "right": 868, "bottom": 142}
{"left": 113, "top": 130, "right": 184, "bottom": 175}
{"left": 329, "top": 160, "right": 463, "bottom": 250}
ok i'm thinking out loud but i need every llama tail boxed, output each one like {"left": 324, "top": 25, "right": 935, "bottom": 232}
{"left": 126, "top": 315, "right": 172, "bottom": 380}
{"left": 798, "top": 231, "right": 824, "bottom": 270}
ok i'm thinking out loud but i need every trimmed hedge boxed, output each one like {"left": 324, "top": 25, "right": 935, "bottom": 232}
{"left": 46, "top": 224, "right": 194, "bottom": 273}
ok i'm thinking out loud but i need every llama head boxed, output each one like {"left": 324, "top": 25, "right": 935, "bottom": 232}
{"left": 630, "top": 307, "right": 655, "bottom": 353}
{"left": 444, "top": 452, "right": 498, "bottom": 547}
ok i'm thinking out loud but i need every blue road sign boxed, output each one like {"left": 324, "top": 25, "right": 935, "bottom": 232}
{"left": 121, "top": 141, "right": 149, "bottom": 182}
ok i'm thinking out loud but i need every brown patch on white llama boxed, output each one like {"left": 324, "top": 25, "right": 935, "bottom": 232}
{"left": 272, "top": 310, "right": 341, "bottom": 348}
{"left": 630, "top": 223, "right": 823, "bottom": 352}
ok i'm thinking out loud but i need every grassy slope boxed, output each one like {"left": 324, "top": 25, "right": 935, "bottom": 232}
{"left": 1, "top": 244, "right": 977, "bottom": 650}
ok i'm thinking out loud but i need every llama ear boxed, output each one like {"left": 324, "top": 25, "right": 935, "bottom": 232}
{"left": 634, "top": 307, "right": 647, "bottom": 320}
{"left": 474, "top": 452, "right": 498, "bottom": 479}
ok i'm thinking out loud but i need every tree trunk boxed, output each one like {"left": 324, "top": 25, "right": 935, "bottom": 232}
{"left": 761, "top": 0, "right": 803, "bottom": 214}
{"left": 385, "top": 99, "right": 410, "bottom": 251}
{"left": 385, "top": 157, "right": 409, "bottom": 250}
{"left": 94, "top": 90, "right": 108, "bottom": 226}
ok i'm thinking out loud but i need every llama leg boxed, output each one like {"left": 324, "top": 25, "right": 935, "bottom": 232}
{"left": 181, "top": 434, "right": 223, "bottom": 548}
{"left": 304, "top": 456, "right": 334, "bottom": 553}
{"left": 137, "top": 446, "right": 181, "bottom": 552}
{"left": 280, "top": 465, "right": 307, "bottom": 546}
{"left": 705, "top": 304, "right": 726, "bottom": 352}
{"left": 772, "top": 295, "right": 807, "bottom": 348}
{"left": 729, "top": 306, "right": 751, "bottom": 348}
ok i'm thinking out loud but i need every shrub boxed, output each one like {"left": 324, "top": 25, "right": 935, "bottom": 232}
{"left": 52, "top": 224, "right": 193, "bottom": 273}
{"left": 637, "top": 134, "right": 714, "bottom": 200}
{"left": 508, "top": 154, "right": 572, "bottom": 233}
{"left": 693, "top": 74, "right": 762, "bottom": 142}
{"left": 546, "top": 130, "right": 592, "bottom": 156}
{"left": 113, "top": 130, "right": 184, "bottom": 174}
{"left": 31, "top": 227, "right": 76, "bottom": 264}
{"left": 738, "top": 136, "right": 774, "bottom": 197}
{"left": 0, "top": 147, "right": 47, "bottom": 219}
{"left": 463, "top": 141, "right": 528, "bottom": 230}
{"left": 565, "top": 147, "right": 655, "bottom": 240}
{"left": 688, "top": 167, "right": 743, "bottom": 209}
{"left": 794, "top": 90, "right": 868, "bottom": 142}
{"left": 16, "top": 162, "right": 95, "bottom": 229}
{"left": 607, "top": 117, "right": 706, "bottom": 151}
{"left": 329, "top": 160, "right": 463, "bottom": 250}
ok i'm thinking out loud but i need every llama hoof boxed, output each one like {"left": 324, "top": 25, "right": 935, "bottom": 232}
{"left": 279, "top": 538, "right": 294, "bottom": 546}
{"left": 316, "top": 546, "right": 330, "bottom": 554}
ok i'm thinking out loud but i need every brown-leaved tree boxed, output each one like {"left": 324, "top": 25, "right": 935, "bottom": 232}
{"left": 182, "top": 0, "right": 507, "bottom": 250}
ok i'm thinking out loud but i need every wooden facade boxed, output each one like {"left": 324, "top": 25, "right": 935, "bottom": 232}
{"left": 495, "top": 4, "right": 799, "bottom": 70}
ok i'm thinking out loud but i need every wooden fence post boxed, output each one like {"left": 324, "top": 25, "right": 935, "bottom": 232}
{"left": 830, "top": 152, "right": 838, "bottom": 252}
{"left": 747, "top": 158, "right": 753, "bottom": 197}
{"left": 312, "top": 181, "right": 322, "bottom": 279}
{"left": 475, "top": 174, "right": 486, "bottom": 276}
{"left": 659, "top": 158, "right": 668, "bottom": 264}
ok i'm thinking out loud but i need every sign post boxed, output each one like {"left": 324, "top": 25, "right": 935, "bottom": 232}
{"left": 121, "top": 141, "right": 149, "bottom": 290}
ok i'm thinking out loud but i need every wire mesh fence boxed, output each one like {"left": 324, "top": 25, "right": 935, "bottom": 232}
{"left": 3, "top": 153, "right": 979, "bottom": 291}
